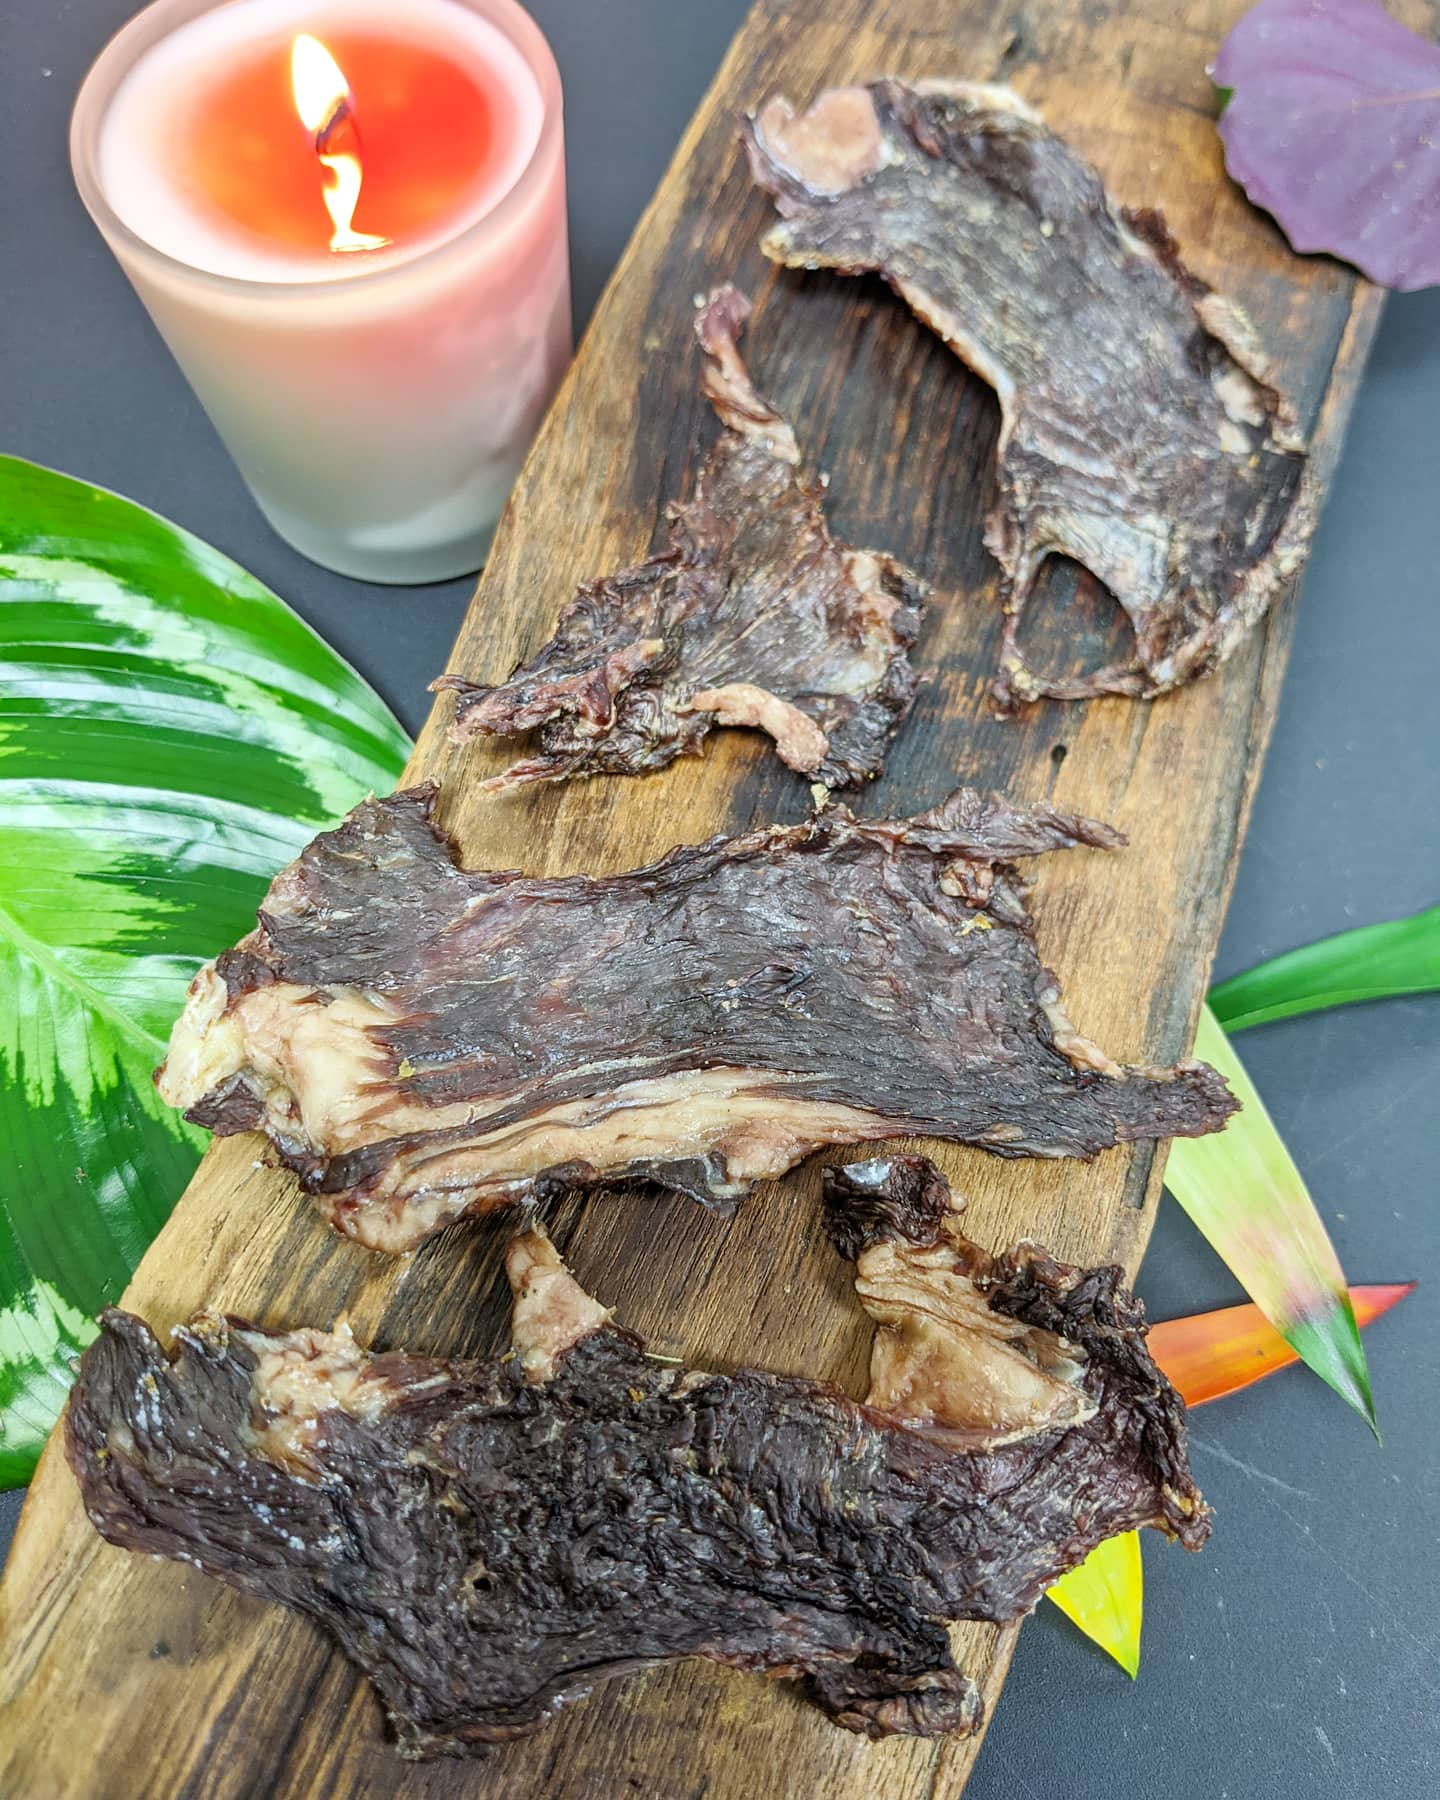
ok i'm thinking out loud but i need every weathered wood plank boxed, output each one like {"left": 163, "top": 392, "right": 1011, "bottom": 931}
{"left": 0, "top": 0, "right": 1403, "bottom": 1793}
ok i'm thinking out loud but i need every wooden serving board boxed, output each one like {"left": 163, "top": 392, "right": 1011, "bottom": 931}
{"left": 0, "top": 0, "right": 1408, "bottom": 1793}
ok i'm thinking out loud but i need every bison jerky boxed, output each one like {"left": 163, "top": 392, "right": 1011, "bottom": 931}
{"left": 745, "top": 80, "right": 1312, "bottom": 704}
{"left": 434, "top": 286, "right": 924, "bottom": 787}
{"left": 68, "top": 1161, "right": 1208, "bottom": 1753}
{"left": 156, "top": 785, "right": 1235, "bottom": 1252}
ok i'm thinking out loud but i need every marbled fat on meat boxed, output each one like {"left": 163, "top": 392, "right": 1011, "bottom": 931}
{"left": 155, "top": 786, "right": 1236, "bottom": 1252}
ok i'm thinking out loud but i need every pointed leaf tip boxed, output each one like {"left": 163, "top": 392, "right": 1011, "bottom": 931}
{"left": 1046, "top": 1531, "right": 1142, "bottom": 1677}
{"left": 1284, "top": 1297, "right": 1379, "bottom": 1440}
{"left": 1150, "top": 1283, "right": 1414, "bottom": 1410}
{"left": 1166, "top": 1006, "right": 1376, "bottom": 1431}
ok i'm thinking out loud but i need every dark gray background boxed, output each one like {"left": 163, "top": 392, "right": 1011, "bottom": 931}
{"left": 2, "top": 4, "right": 1436, "bottom": 1796}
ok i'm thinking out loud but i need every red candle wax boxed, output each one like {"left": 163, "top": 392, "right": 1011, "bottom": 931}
{"left": 174, "top": 34, "right": 497, "bottom": 255}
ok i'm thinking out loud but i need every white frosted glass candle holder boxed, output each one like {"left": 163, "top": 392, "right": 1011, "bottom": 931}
{"left": 71, "top": 0, "right": 571, "bottom": 584}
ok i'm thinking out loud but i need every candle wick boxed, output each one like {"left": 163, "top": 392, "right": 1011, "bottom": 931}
{"left": 312, "top": 98, "right": 389, "bottom": 254}
{"left": 290, "top": 36, "right": 390, "bottom": 255}
{"left": 315, "top": 97, "right": 356, "bottom": 158}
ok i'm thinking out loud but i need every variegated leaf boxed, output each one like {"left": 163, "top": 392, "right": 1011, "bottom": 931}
{"left": 0, "top": 455, "right": 410, "bottom": 1485}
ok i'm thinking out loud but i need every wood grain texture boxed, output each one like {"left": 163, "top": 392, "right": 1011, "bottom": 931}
{"left": 0, "top": 0, "right": 1407, "bottom": 1793}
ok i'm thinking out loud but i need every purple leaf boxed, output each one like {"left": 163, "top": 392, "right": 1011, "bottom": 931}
{"left": 1213, "top": 0, "right": 1440, "bottom": 291}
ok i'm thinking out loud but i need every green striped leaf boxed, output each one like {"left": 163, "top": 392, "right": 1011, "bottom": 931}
{"left": 1209, "top": 903, "right": 1440, "bottom": 1031}
{"left": 0, "top": 456, "right": 410, "bottom": 1486}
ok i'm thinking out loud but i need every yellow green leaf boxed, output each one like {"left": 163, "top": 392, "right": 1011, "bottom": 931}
{"left": 1165, "top": 1007, "right": 1375, "bottom": 1434}
{"left": 1046, "top": 1531, "right": 1142, "bottom": 1677}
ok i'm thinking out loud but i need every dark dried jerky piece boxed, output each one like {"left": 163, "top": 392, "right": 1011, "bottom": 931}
{"left": 827, "top": 1156, "right": 1171, "bottom": 1445}
{"left": 822, "top": 1147, "right": 952, "bottom": 1261}
{"left": 433, "top": 286, "right": 924, "bottom": 788}
{"left": 156, "top": 785, "right": 1235, "bottom": 1252}
{"left": 745, "top": 80, "right": 1313, "bottom": 704}
{"left": 68, "top": 1166, "right": 1208, "bottom": 1754}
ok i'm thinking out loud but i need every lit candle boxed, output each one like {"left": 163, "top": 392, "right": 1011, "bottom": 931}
{"left": 71, "top": 0, "right": 570, "bottom": 583}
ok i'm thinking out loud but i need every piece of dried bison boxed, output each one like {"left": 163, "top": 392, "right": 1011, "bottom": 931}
{"left": 68, "top": 1157, "right": 1209, "bottom": 1754}
{"left": 745, "top": 80, "right": 1312, "bottom": 705}
{"left": 432, "top": 285, "right": 924, "bottom": 787}
{"left": 155, "top": 785, "right": 1234, "bottom": 1253}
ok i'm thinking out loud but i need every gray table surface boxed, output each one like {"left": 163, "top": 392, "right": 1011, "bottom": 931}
{"left": 2, "top": 4, "right": 1437, "bottom": 1796}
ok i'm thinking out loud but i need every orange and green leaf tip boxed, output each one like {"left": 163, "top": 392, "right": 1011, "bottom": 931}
{"left": 1164, "top": 1007, "right": 1379, "bottom": 1435}
{"left": 1151, "top": 1283, "right": 1415, "bottom": 1409}
{"left": 1046, "top": 1531, "right": 1142, "bottom": 1677}
{"left": 1046, "top": 1284, "right": 1412, "bottom": 1677}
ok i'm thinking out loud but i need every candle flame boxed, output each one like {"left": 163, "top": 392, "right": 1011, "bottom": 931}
{"left": 290, "top": 34, "right": 388, "bottom": 254}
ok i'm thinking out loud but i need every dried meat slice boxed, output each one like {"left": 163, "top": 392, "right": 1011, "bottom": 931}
{"left": 433, "top": 286, "right": 924, "bottom": 788}
{"left": 67, "top": 1159, "right": 1208, "bottom": 1753}
{"left": 155, "top": 785, "right": 1235, "bottom": 1253}
{"left": 744, "top": 80, "right": 1313, "bottom": 704}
